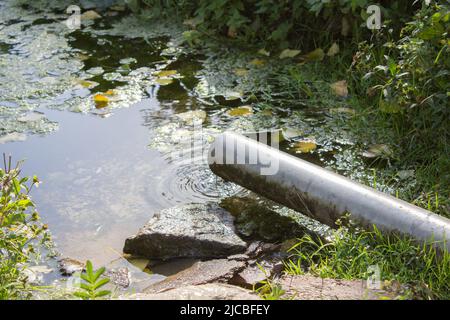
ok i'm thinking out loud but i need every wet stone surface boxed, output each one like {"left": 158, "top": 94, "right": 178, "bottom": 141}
{"left": 123, "top": 203, "right": 247, "bottom": 260}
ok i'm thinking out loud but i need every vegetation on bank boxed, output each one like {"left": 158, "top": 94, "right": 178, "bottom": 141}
{"left": 285, "top": 219, "right": 450, "bottom": 300}
{"left": 0, "top": 156, "right": 51, "bottom": 299}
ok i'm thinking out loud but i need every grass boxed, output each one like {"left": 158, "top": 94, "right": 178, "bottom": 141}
{"left": 284, "top": 220, "right": 450, "bottom": 300}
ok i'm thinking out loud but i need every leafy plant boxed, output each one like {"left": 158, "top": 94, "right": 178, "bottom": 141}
{"left": 0, "top": 154, "right": 51, "bottom": 300}
{"left": 73, "top": 260, "right": 111, "bottom": 300}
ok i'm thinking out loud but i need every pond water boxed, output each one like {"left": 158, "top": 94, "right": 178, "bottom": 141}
{"left": 1, "top": 1, "right": 389, "bottom": 288}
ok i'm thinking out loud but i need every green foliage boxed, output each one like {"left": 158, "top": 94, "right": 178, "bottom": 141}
{"left": 0, "top": 155, "right": 51, "bottom": 300}
{"left": 73, "top": 260, "right": 111, "bottom": 300}
{"left": 352, "top": 2, "right": 450, "bottom": 210}
{"left": 134, "top": 0, "right": 417, "bottom": 48}
{"left": 285, "top": 219, "right": 450, "bottom": 300}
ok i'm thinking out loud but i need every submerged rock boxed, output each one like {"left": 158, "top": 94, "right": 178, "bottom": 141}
{"left": 144, "top": 259, "right": 246, "bottom": 293}
{"left": 126, "top": 283, "right": 260, "bottom": 300}
{"left": 123, "top": 203, "right": 247, "bottom": 260}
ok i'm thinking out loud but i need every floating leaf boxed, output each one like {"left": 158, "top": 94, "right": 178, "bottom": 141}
{"left": 77, "top": 79, "right": 98, "bottom": 89}
{"left": 155, "top": 70, "right": 177, "bottom": 77}
{"left": 176, "top": 110, "right": 207, "bottom": 125}
{"left": 224, "top": 91, "right": 243, "bottom": 100}
{"left": 104, "top": 89, "right": 117, "bottom": 96}
{"left": 234, "top": 68, "right": 248, "bottom": 77}
{"left": 327, "top": 43, "right": 340, "bottom": 56}
{"left": 293, "top": 140, "right": 317, "bottom": 153}
{"left": 81, "top": 10, "right": 102, "bottom": 20}
{"left": 249, "top": 58, "right": 266, "bottom": 66}
{"left": 303, "top": 48, "right": 325, "bottom": 62}
{"left": 362, "top": 144, "right": 393, "bottom": 159}
{"left": 119, "top": 57, "right": 137, "bottom": 65}
{"left": 93, "top": 94, "right": 109, "bottom": 108}
{"left": 156, "top": 78, "right": 174, "bottom": 85}
{"left": 282, "top": 127, "right": 303, "bottom": 140}
{"left": 330, "top": 80, "right": 348, "bottom": 97}
{"left": 258, "top": 48, "right": 270, "bottom": 56}
{"left": 279, "top": 49, "right": 301, "bottom": 59}
{"left": 227, "top": 106, "right": 253, "bottom": 117}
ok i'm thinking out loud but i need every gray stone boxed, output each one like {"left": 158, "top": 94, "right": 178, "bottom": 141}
{"left": 124, "top": 203, "right": 247, "bottom": 260}
{"left": 144, "top": 259, "right": 246, "bottom": 293}
{"left": 105, "top": 267, "right": 130, "bottom": 288}
{"left": 125, "top": 283, "right": 260, "bottom": 300}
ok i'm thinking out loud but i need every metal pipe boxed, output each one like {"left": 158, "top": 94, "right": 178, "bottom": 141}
{"left": 208, "top": 132, "right": 450, "bottom": 251}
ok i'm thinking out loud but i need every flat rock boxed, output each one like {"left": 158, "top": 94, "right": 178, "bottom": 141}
{"left": 279, "top": 275, "right": 397, "bottom": 300}
{"left": 123, "top": 203, "right": 247, "bottom": 260}
{"left": 126, "top": 283, "right": 260, "bottom": 300}
{"left": 144, "top": 259, "right": 246, "bottom": 293}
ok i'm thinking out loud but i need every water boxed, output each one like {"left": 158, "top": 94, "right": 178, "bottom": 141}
{"left": 0, "top": 2, "right": 247, "bottom": 269}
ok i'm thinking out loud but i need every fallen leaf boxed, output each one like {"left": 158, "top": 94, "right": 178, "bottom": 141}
{"left": 303, "top": 48, "right": 325, "bottom": 62}
{"left": 93, "top": 94, "right": 109, "bottom": 108}
{"left": 77, "top": 79, "right": 98, "bottom": 89}
{"left": 155, "top": 70, "right": 177, "bottom": 77}
{"left": 279, "top": 49, "right": 301, "bottom": 59}
{"left": 81, "top": 10, "right": 101, "bottom": 20}
{"left": 330, "top": 80, "right": 348, "bottom": 97}
{"left": 224, "top": 91, "right": 243, "bottom": 100}
{"left": 329, "top": 107, "right": 355, "bottom": 115}
{"left": 327, "top": 43, "right": 340, "bottom": 56}
{"left": 156, "top": 78, "right": 174, "bottom": 85}
{"left": 227, "top": 106, "right": 253, "bottom": 117}
{"left": 228, "top": 26, "right": 238, "bottom": 38}
{"left": 249, "top": 58, "right": 266, "bottom": 67}
{"left": 176, "top": 110, "right": 207, "bottom": 125}
{"left": 104, "top": 89, "right": 117, "bottom": 96}
{"left": 282, "top": 127, "right": 303, "bottom": 140}
{"left": 362, "top": 144, "right": 393, "bottom": 159}
{"left": 258, "top": 48, "right": 270, "bottom": 56}
{"left": 293, "top": 140, "right": 317, "bottom": 153}
{"left": 110, "top": 5, "right": 126, "bottom": 12}
{"left": 234, "top": 68, "right": 248, "bottom": 77}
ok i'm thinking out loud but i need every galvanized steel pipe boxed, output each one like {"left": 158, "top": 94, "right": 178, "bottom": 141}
{"left": 208, "top": 132, "right": 450, "bottom": 251}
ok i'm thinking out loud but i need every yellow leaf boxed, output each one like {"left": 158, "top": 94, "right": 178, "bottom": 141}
{"left": 234, "top": 68, "right": 248, "bottom": 77}
{"left": 249, "top": 58, "right": 266, "bottom": 67}
{"left": 293, "top": 140, "right": 317, "bottom": 153}
{"left": 77, "top": 79, "right": 98, "bottom": 89}
{"left": 156, "top": 78, "right": 174, "bottom": 85}
{"left": 258, "top": 48, "right": 270, "bottom": 56}
{"left": 279, "top": 49, "right": 301, "bottom": 59}
{"left": 327, "top": 43, "right": 340, "bottom": 57}
{"left": 303, "top": 48, "right": 325, "bottom": 62}
{"left": 330, "top": 80, "right": 348, "bottom": 97}
{"left": 81, "top": 10, "right": 101, "bottom": 20}
{"left": 155, "top": 70, "right": 177, "bottom": 77}
{"left": 104, "top": 89, "right": 117, "bottom": 95}
{"left": 227, "top": 106, "right": 253, "bottom": 117}
{"left": 93, "top": 94, "right": 109, "bottom": 108}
